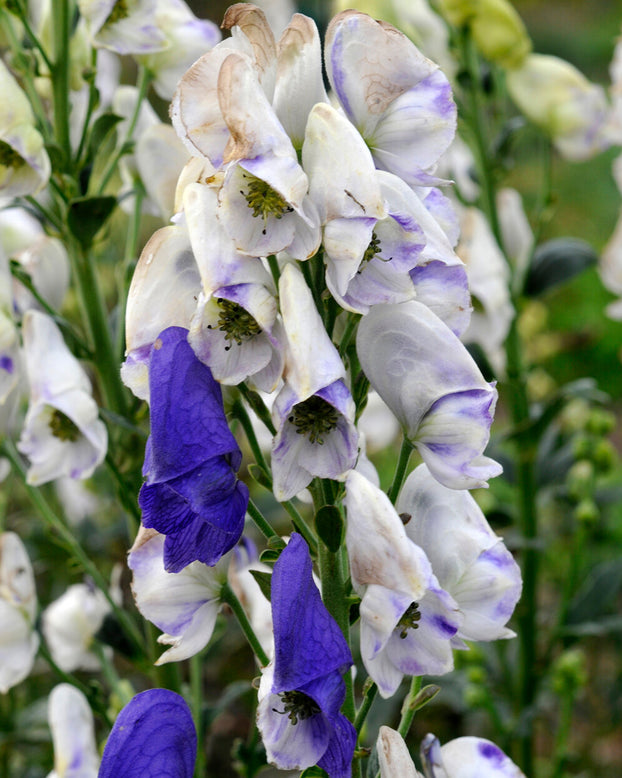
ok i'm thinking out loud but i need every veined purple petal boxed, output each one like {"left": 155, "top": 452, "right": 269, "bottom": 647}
{"left": 145, "top": 327, "right": 239, "bottom": 483}
{"left": 272, "top": 534, "right": 352, "bottom": 691}
{"left": 99, "top": 689, "right": 196, "bottom": 778}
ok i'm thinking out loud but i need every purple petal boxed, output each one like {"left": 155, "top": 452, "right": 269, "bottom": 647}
{"left": 145, "top": 327, "right": 240, "bottom": 483}
{"left": 99, "top": 689, "right": 196, "bottom": 778}
{"left": 271, "top": 534, "right": 352, "bottom": 692}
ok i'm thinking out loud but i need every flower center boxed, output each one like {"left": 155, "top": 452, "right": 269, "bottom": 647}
{"left": 397, "top": 601, "right": 422, "bottom": 639}
{"left": 288, "top": 395, "right": 339, "bottom": 445}
{"left": 49, "top": 409, "right": 81, "bottom": 442}
{"left": 242, "top": 174, "right": 292, "bottom": 222}
{"left": 0, "top": 140, "right": 25, "bottom": 170}
{"left": 106, "top": 0, "right": 130, "bottom": 24}
{"left": 214, "top": 298, "right": 261, "bottom": 349}
{"left": 273, "top": 690, "right": 320, "bottom": 725}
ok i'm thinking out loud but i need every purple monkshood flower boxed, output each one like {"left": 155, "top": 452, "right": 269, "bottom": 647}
{"left": 257, "top": 533, "right": 356, "bottom": 778}
{"left": 138, "top": 326, "right": 249, "bottom": 573}
{"left": 99, "top": 689, "right": 196, "bottom": 777}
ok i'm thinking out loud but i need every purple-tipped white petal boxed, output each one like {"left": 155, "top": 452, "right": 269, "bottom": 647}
{"left": 433, "top": 735, "right": 526, "bottom": 777}
{"left": 128, "top": 528, "right": 226, "bottom": 664}
{"left": 48, "top": 684, "right": 99, "bottom": 778}
{"left": 356, "top": 301, "right": 501, "bottom": 489}
{"left": 397, "top": 464, "right": 521, "bottom": 642}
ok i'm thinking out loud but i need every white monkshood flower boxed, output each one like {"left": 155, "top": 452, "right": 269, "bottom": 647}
{"left": 345, "top": 470, "right": 461, "bottom": 698}
{"left": 506, "top": 53, "right": 610, "bottom": 161}
{"left": 122, "top": 222, "right": 201, "bottom": 401}
{"left": 0, "top": 60, "right": 50, "bottom": 197}
{"left": 47, "top": 684, "right": 100, "bottom": 778}
{"left": 377, "top": 726, "right": 526, "bottom": 778}
{"left": 11, "top": 235, "right": 71, "bottom": 316}
{"left": 77, "top": 0, "right": 167, "bottom": 55}
{"left": 325, "top": 10, "right": 456, "bottom": 187}
{"left": 136, "top": 0, "right": 221, "bottom": 100}
{"left": 183, "top": 183, "right": 284, "bottom": 391}
{"left": 42, "top": 581, "right": 111, "bottom": 672}
{"left": 128, "top": 528, "right": 228, "bottom": 664}
{"left": 357, "top": 301, "right": 502, "bottom": 489}
{"left": 271, "top": 263, "right": 358, "bottom": 500}
{"left": 134, "top": 124, "right": 189, "bottom": 221}
{"left": 397, "top": 464, "right": 522, "bottom": 643}
{"left": 0, "top": 532, "right": 39, "bottom": 693}
{"left": 17, "top": 311, "right": 108, "bottom": 485}
{"left": 457, "top": 207, "right": 514, "bottom": 375}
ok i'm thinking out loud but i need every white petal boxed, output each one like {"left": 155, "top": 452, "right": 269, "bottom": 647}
{"left": 48, "top": 684, "right": 99, "bottom": 778}
{"left": 377, "top": 727, "right": 423, "bottom": 778}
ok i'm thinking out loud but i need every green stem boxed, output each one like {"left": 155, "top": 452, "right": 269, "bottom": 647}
{"left": 2, "top": 439, "right": 145, "bottom": 657}
{"left": 191, "top": 653, "right": 207, "bottom": 778}
{"left": 76, "top": 49, "right": 100, "bottom": 165}
{"left": 232, "top": 398, "right": 271, "bottom": 474}
{"left": 97, "top": 66, "right": 152, "bottom": 195}
{"left": 338, "top": 312, "right": 360, "bottom": 357}
{"left": 50, "top": 0, "right": 72, "bottom": 164}
{"left": 397, "top": 676, "right": 423, "bottom": 739}
{"left": 115, "top": 179, "right": 145, "bottom": 361}
{"left": 222, "top": 583, "right": 270, "bottom": 667}
{"left": 70, "top": 239, "right": 129, "bottom": 416}
{"left": 354, "top": 680, "right": 378, "bottom": 734}
{"left": 387, "top": 436, "right": 414, "bottom": 503}
{"left": 247, "top": 499, "right": 280, "bottom": 546}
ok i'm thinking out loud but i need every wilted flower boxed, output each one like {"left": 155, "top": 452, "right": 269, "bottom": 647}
{"left": 138, "top": 326, "right": 249, "bottom": 572}
{"left": 257, "top": 533, "right": 356, "bottom": 777}
{"left": 99, "top": 689, "right": 197, "bottom": 777}
{"left": 0, "top": 532, "right": 39, "bottom": 692}
{"left": 17, "top": 311, "right": 108, "bottom": 485}
{"left": 47, "top": 684, "right": 99, "bottom": 778}
{"left": 325, "top": 10, "right": 456, "bottom": 187}
{"left": 128, "top": 528, "right": 228, "bottom": 664}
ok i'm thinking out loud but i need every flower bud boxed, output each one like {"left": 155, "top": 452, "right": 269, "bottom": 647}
{"left": 506, "top": 53, "right": 609, "bottom": 160}
{"left": 470, "top": 0, "right": 531, "bottom": 69}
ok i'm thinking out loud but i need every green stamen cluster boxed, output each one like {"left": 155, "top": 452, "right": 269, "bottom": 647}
{"left": 49, "top": 409, "right": 81, "bottom": 442}
{"left": 242, "top": 174, "right": 292, "bottom": 223}
{"left": 362, "top": 232, "right": 382, "bottom": 264}
{"left": 288, "top": 396, "right": 340, "bottom": 445}
{"left": 0, "top": 140, "right": 25, "bottom": 170}
{"left": 214, "top": 298, "right": 261, "bottom": 350}
{"left": 106, "top": 0, "right": 130, "bottom": 25}
{"left": 273, "top": 690, "right": 320, "bottom": 725}
{"left": 397, "top": 601, "right": 422, "bottom": 639}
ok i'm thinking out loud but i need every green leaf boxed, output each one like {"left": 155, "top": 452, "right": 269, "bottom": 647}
{"left": 85, "top": 112, "right": 122, "bottom": 163}
{"left": 248, "top": 463, "right": 272, "bottom": 491}
{"left": 249, "top": 569, "right": 272, "bottom": 600}
{"left": 259, "top": 548, "right": 281, "bottom": 565}
{"left": 67, "top": 196, "right": 116, "bottom": 248}
{"left": 315, "top": 504, "right": 344, "bottom": 552}
{"left": 300, "top": 768, "right": 328, "bottom": 778}
{"left": 524, "top": 238, "right": 598, "bottom": 297}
